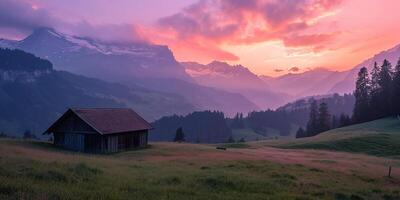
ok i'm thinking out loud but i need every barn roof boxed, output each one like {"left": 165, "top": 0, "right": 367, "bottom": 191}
{"left": 45, "top": 108, "right": 153, "bottom": 135}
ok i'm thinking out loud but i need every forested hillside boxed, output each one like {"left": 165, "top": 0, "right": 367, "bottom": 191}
{"left": 150, "top": 111, "right": 232, "bottom": 143}
{"left": 0, "top": 48, "right": 195, "bottom": 137}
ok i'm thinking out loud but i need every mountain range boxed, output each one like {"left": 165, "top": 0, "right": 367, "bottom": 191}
{"left": 1, "top": 27, "right": 399, "bottom": 123}
{"left": 0, "top": 48, "right": 198, "bottom": 136}
{"left": 182, "top": 61, "right": 289, "bottom": 109}
{"left": 329, "top": 44, "right": 400, "bottom": 93}
{"left": 0, "top": 28, "right": 258, "bottom": 116}
{"left": 182, "top": 43, "right": 400, "bottom": 106}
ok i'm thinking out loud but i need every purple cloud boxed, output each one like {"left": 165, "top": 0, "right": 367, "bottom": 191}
{"left": 0, "top": 0, "right": 56, "bottom": 35}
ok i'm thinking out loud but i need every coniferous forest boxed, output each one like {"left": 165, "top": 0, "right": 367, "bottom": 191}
{"left": 297, "top": 57, "right": 400, "bottom": 138}
{"left": 353, "top": 58, "right": 400, "bottom": 123}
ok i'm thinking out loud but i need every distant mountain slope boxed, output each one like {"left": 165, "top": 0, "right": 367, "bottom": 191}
{"left": 3, "top": 28, "right": 192, "bottom": 82}
{"left": 0, "top": 48, "right": 195, "bottom": 136}
{"left": 134, "top": 77, "right": 259, "bottom": 116}
{"left": 260, "top": 68, "right": 346, "bottom": 98}
{"left": 182, "top": 61, "right": 290, "bottom": 109}
{"left": 0, "top": 28, "right": 257, "bottom": 115}
{"left": 277, "top": 93, "right": 355, "bottom": 117}
{"left": 329, "top": 44, "right": 400, "bottom": 94}
{"left": 259, "top": 43, "right": 400, "bottom": 97}
{"left": 184, "top": 61, "right": 270, "bottom": 91}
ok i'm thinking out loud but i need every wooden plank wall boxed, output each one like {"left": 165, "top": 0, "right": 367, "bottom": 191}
{"left": 63, "top": 133, "right": 85, "bottom": 152}
{"left": 54, "top": 130, "right": 148, "bottom": 153}
{"left": 107, "top": 135, "right": 118, "bottom": 153}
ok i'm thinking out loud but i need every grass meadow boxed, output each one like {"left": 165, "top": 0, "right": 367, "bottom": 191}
{"left": 0, "top": 137, "right": 399, "bottom": 200}
{"left": 271, "top": 118, "right": 400, "bottom": 159}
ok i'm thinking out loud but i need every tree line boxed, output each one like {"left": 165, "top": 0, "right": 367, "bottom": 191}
{"left": 150, "top": 111, "right": 232, "bottom": 143}
{"left": 353, "top": 58, "right": 400, "bottom": 123}
{"left": 295, "top": 100, "right": 352, "bottom": 138}
{"left": 297, "top": 57, "right": 400, "bottom": 138}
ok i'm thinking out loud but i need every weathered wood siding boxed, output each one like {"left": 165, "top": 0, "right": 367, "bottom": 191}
{"left": 54, "top": 112, "right": 96, "bottom": 133}
{"left": 64, "top": 133, "right": 85, "bottom": 152}
{"left": 51, "top": 111, "right": 149, "bottom": 153}
{"left": 107, "top": 135, "right": 119, "bottom": 153}
{"left": 52, "top": 111, "right": 95, "bottom": 151}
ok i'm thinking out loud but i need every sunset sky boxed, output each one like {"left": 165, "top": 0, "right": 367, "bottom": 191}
{"left": 1, "top": 0, "right": 400, "bottom": 76}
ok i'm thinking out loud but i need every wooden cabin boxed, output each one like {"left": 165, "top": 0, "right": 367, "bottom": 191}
{"left": 44, "top": 108, "right": 152, "bottom": 153}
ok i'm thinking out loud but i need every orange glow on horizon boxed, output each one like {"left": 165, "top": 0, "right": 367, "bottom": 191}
{"left": 144, "top": 0, "right": 400, "bottom": 77}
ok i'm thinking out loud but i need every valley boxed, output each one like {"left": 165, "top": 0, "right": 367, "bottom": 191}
{"left": 0, "top": 1, "right": 400, "bottom": 200}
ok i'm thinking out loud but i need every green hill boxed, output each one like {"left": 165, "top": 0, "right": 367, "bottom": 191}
{"left": 275, "top": 118, "right": 400, "bottom": 158}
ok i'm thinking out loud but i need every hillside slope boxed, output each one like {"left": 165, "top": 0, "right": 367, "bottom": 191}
{"left": 276, "top": 118, "right": 400, "bottom": 158}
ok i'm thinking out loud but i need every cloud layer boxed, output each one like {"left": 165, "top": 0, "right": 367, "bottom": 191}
{"left": 154, "top": 0, "right": 343, "bottom": 61}
{"left": 0, "top": 0, "right": 146, "bottom": 43}
{"left": 0, "top": 0, "right": 55, "bottom": 35}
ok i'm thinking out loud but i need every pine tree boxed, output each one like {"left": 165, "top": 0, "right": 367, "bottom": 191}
{"left": 392, "top": 57, "right": 400, "bottom": 115}
{"left": 353, "top": 67, "right": 370, "bottom": 123}
{"left": 370, "top": 62, "right": 380, "bottom": 91}
{"left": 23, "top": 130, "right": 32, "bottom": 139}
{"left": 238, "top": 113, "right": 244, "bottom": 128}
{"left": 317, "top": 102, "right": 331, "bottom": 133}
{"left": 0, "top": 131, "right": 7, "bottom": 138}
{"left": 369, "top": 62, "right": 381, "bottom": 119}
{"left": 331, "top": 115, "right": 339, "bottom": 129}
{"left": 306, "top": 99, "right": 319, "bottom": 136}
{"left": 377, "top": 59, "right": 393, "bottom": 116}
{"left": 295, "top": 127, "right": 306, "bottom": 138}
{"left": 227, "top": 136, "right": 235, "bottom": 143}
{"left": 231, "top": 113, "right": 244, "bottom": 129}
{"left": 174, "top": 127, "right": 185, "bottom": 142}
{"left": 339, "top": 113, "right": 351, "bottom": 127}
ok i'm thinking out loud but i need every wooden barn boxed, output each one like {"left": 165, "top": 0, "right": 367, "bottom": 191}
{"left": 44, "top": 108, "right": 152, "bottom": 153}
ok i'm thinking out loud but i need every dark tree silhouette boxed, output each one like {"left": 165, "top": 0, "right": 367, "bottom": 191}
{"left": 152, "top": 111, "right": 232, "bottom": 143}
{"left": 0, "top": 131, "right": 7, "bottom": 138}
{"left": 392, "top": 58, "right": 400, "bottom": 115}
{"left": 227, "top": 136, "right": 235, "bottom": 143}
{"left": 369, "top": 62, "right": 381, "bottom": 119}
{"left": 331, "top": 115, "right": 339, "bottom": 129}
{"left": 174, "top": 127, "right": 185, "bottom": 142}
{"left": 377, "top": 59, "right": 393, "bottom": 116}
{"left": 339, "top": 113, "right": 352, "bottom": 127}
{"left": 23, "top": 130, "right": 37, "bottom": 140}
{"left": 317, "top": 102, "right": 331, "bottom": 133}
{"left": 353, "top": 67, "right": 370, "bottom": 123}
{"left": 295, "top": 127, "right": 306, "bottom": 138}
{"left": 231, "top": 113, "right": 245, "bottom": 129}
{"left": 306, "top": 99, "right": 319, "bottom": 136}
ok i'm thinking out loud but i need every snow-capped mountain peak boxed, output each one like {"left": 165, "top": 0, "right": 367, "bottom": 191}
{"left": 0, "top": 27, "right": 192, "bottom": 82}
{"left": 19, "top": 27, "right": 156, "bottom": 57}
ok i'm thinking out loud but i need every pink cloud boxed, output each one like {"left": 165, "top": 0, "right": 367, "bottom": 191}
{"left": 283, "top": 33, "right": 338, "bottom": 51}
{"left": 155, "top": 0, "right": 343, "bottom": 61}
{"left": 288, "top": 67, "right": 300, "bottom": 72}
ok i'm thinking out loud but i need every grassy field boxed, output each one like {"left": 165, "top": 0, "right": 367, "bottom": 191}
{"left": 0, "top": 138, "right": 399, "bottom": 200}
{"left": 231, "top": 129, "right": 269, "bottom": 141}
{"left": 252, "top": 118, "right": 400, "bottom": 159}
